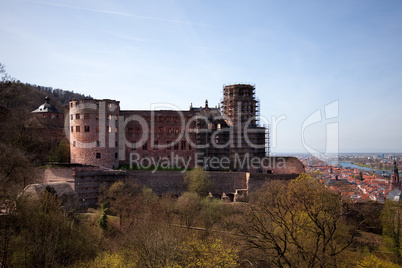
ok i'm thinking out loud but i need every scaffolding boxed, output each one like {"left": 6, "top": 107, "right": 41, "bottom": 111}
{"left": 220, "top": 84, "right": 267, "bottom": 165}
{"left": 264, "top": 124, "right": 270, "bottom": 156}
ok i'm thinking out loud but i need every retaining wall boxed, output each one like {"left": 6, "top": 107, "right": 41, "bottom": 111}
{"left": 38, "top": 167, "right": 75, "bottom": 189}
{"left": 126, "top": 170, "right": 247, "bottom": 195}
{"left": 36, "top": 157, "right": 304, "bottom": 209}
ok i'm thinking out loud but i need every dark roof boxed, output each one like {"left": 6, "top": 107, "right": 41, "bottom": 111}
{"left": 32, "top": 96, "right": 60, "bottom": 113}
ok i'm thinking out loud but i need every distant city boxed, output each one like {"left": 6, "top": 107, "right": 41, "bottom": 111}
{"left": 297, "top": 153, "right": 402, "bottom": 203}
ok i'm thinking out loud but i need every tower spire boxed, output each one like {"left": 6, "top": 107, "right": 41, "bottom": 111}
{"left": 390, "top": 159, "right": 400, "bottom": 190}
{"left": 393, "top": 159, "right": 399, "bottom": 174}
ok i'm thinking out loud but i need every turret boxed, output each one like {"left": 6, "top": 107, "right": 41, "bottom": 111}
{"left": 69, "top": 99, "right": 120, "bottom": 169}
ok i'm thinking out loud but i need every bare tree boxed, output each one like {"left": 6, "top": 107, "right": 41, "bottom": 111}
{"left": 239, "top": 174, "right": 360, "bottom": 267}
{"left": 176, "top": 192, "right": 201, "bottom": 230}
{"left": 0, "top": 63, "right": 14, "bottom": 82}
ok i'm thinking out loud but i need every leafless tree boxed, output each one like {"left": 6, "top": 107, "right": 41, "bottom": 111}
{"left": 238, "top": 174, "right": 360, "bottom": 267}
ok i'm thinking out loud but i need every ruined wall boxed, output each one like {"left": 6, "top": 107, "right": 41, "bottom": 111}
{"left": 119, "top": 110, "right": 197, "bottom": 168}
{"left": 268, "top": 157, "right": 305, "bottom": 174}
{"left": 209, "top": 172, "right": 247, "bottom": 195}
{"left": 73, "top": 167, "right": 126, "bottom": 208}
{"left": 127, "top": 170, "right": 185, "bottom": 195}
{"left": 39, "top": 162, "right": 304, "bottom": 209}
{"left": 126, "top": 170, "right": 247, "bottom": 196}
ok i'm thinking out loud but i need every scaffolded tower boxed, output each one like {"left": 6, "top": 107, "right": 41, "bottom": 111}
{"left": 222, "top": 84, "right": 258, "bottom": 126}
{"left": 221, "top": 84, "right": 267, "bottom": 170}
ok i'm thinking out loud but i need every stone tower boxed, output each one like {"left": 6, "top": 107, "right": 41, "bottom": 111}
{"left": 69, "top": 99, "right": 120, "bottom": 169}
{"left": 221, "top": 84, "right": 266, "bottom": 171}
{"left": 390, "top": 159, "right": 400, "bottom": 190}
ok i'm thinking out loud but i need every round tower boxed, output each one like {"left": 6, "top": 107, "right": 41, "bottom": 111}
{"left": 69, "top": 99, "right": 120, "bottom": 169}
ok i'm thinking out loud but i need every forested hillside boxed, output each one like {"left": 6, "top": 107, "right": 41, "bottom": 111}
{"left": 0, "top": 63, "right": 90, "bottom": 162}
{"left": 0, "top": 80, "right": 90, "bottom": 113}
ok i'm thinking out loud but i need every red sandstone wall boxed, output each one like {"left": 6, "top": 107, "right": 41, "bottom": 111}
{"left": 119, "top": 110, "right": 197, "bottom": 168}
{"left": 69, "top": 99, "right": 119, "bottom": 168}
{"left": 269, "top": 157, "right": 305, "bottom": 174}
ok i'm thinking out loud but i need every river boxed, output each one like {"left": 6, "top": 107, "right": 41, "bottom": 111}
{"left": 333, "top": 161, "right": 391, "bottom": 176}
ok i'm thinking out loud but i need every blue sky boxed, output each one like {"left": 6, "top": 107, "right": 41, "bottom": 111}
{"left": 1, "top": 0, "right": 401, "bottom": 154}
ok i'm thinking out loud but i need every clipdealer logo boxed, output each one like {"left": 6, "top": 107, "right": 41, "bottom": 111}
{"left": 301, "top": 100, "right": 339, "bottom": 164}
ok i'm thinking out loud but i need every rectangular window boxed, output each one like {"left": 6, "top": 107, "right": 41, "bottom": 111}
{"left": 96, "top": 141, "right": 100, "bottom": 147}
{"left": 73, "top": 141, "right": 76, "bottom": 147}
{"left": 131, "top": 141, "right": 136, "bottom": 150}
{"left": 108, "top": 114, "right": 112, "bottom": 120}
{"left": 96, "top": 126, "right": 99, "bottom": 132}
{"left": 107, "top": 126, "right": 111, "bottom": 132}
{"left": 76, "top": 114, "right": 80, "bottom": 120}
{"left": 175, "top": 129, "right": 179, "bottom": 134}
{"left": 70, "top": 103, "right": 73, "bottom": 108}
{"left": 167, "top": 141, "right": 171, "bottom": 150}
{"left": 174, "top": 142, "right": 178, "bottom": 150}
{"left": 96, "top": 153, "right": 101, "bottom": 159}
{"left": 76, "top": 126, "right": 80, "bottom": 132}
{"left": 115, "top": 127, "right": 118, "bottom": 133}
{"left": 84, "top": 113, "right": 90, "bottom": 119}
{"left": 70, "top": 114, "right": 73, "bottom": 120}
{"left": 71, "top": 126, "right": 74, "bottom": 133}
{"left": 188, "top": 142, "right": 192, "bottom": 150}
{"left": 142, "top": 142, "right": 147, "bottom": 150}
{"left": 115, "top": 152, "right": 118, "bottom": 159}
{"left": 154, "top": 140, "right": 158, "bottom": 150}
{"left": 115, "top": 115, "right": 118, "bottom": 121}
{"left": 181, "top": 140, "right": 186, "bottom": 150}
{"left": 96, "top": 114, "right": 99, "bottom": 120}
{"left": 115, "top": 141, "right": 118, "bottom": 147}
{"left": 84, "top": 126, "right": 90, "bottom": 132}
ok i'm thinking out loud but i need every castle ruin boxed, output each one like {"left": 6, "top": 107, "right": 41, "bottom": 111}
{"left": 69, "top": 84, "right": 271, "bottom": 172}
